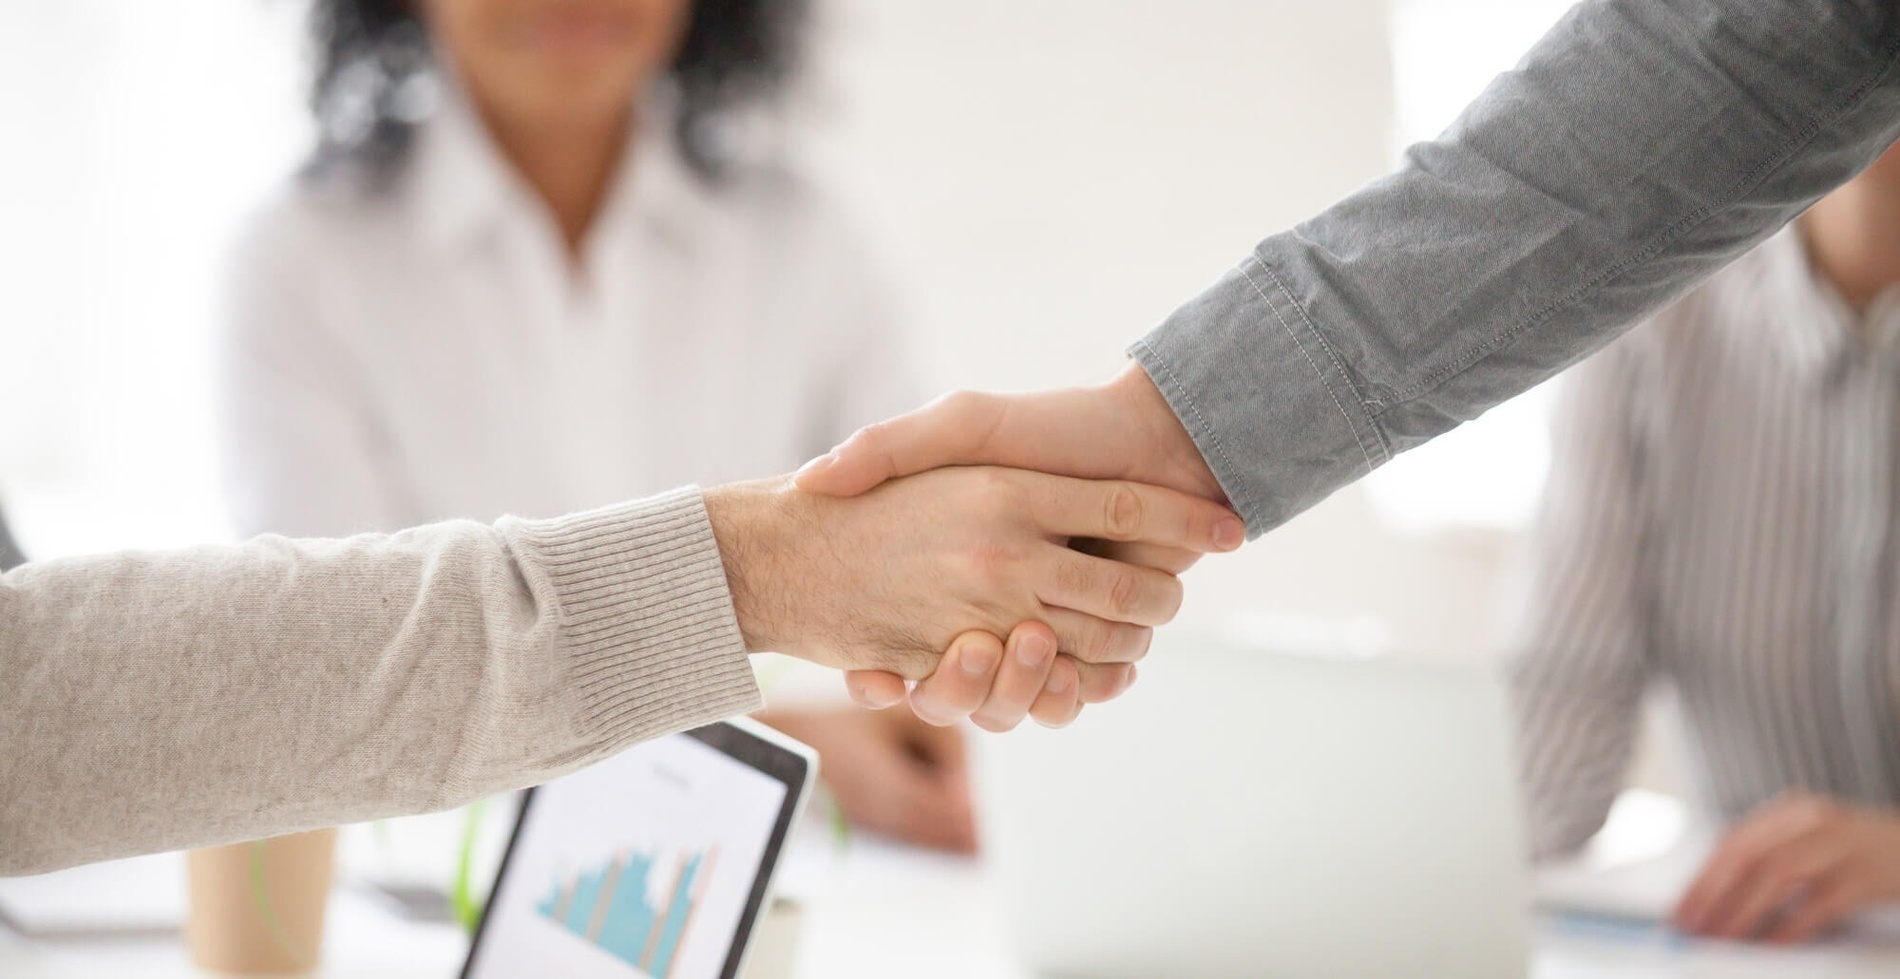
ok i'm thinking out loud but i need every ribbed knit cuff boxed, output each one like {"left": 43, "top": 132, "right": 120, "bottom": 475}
{"left": 503, "top": 487, "right": 762, "bottom": 750}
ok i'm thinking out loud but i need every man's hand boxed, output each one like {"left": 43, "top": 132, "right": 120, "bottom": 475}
{"left": 792, "top": 361, "right": 1234, "bottom": 716}
{"left": 795, "top": 361, "right": 1227, "bottom": 507}
{"left": 897, "top": 621, "right": 1132, "bottom": 731}
{"left": 703, "top": 467, "right": 1242, "bottom": 678}
{"left": 755, "top": 703, "right": 978, "bottom": 854}
{"left": 846, "top": 623, "right": 1135, "bottom": 728}
{"left": 1672, "top": 793, "right": 1900, "bottom": 944}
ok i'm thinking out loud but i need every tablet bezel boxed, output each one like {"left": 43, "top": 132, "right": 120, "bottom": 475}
{"left": 460, "top": 718, "right": 816, "bottom": 979}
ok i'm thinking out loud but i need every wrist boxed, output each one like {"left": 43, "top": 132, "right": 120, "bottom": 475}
{"left": 704, "top": 478, "right": 808, "bottom": 657}
{"left": 1106, "top": 360, "right": 1228, "bottom": 504}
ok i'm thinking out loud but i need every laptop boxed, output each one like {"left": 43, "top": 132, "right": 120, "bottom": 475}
{"left": 462, "top": 719, "right": 815, "bottom": 979}
{"left": 972, "top": 633, "right": 1531, "bottom": 978}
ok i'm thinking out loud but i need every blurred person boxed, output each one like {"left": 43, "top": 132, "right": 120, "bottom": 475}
{"left": 218, "top": 0, "right": 1089, "bottom": 853}
{"left": 1509, "top": 142, "right": 1900, "bottom": 945}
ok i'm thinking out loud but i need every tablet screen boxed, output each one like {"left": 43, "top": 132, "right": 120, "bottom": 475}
{"left": 464, "top": 725, "right": 805, "bottom": 979}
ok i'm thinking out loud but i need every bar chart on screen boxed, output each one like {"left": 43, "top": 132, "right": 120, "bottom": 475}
{"left": 469, "top": 734, "right": 788, "bottom": 979}
{"left": 537, "top": 846, "right": 721, "bottom": 979}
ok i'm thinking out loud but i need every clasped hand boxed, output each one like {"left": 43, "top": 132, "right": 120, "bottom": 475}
{"left": 708, "top": 362, "right": 1239, "bottom": 731}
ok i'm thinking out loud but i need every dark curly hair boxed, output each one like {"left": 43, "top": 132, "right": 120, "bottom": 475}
{"left": 307, "top": 0, "right": 809, "bottom": 182}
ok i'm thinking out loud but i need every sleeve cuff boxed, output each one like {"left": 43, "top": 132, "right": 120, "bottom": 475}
{"left": 1131, "top": 254, "right": 1390, "bottom": 536}
{"left": 503, "top": 487, "right": 763, "bottom": 750}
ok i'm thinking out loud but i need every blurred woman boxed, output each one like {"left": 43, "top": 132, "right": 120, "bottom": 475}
{"left": 1511, "top": 143, "right": 1900, "bottom": 944}
{"left": 220, "top": 0, "right": 974, "bottom": 852}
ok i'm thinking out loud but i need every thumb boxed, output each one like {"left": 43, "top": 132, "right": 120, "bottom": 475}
{"left": 794, "top": 391, "right": 1004, "bottom": 497}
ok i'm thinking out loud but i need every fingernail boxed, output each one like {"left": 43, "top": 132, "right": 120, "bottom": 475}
{"left": 962, "top": 645, "right": 996, "bottom": 676}
{"left": 1017, "top": 631, "right": 1054, "bottom": 668}
{"left": 1045, "top": 665, "right": 1074, "bottom": 694}
{"left": 795, "top": 452, "right": 839, "bottom": 479}
{"left": 1213, "top": 517, "right": 1245, "bottom": 551}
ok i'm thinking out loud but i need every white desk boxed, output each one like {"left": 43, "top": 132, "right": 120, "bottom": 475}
{"left": 6, "top": 836, "right": 1900, "bottom": 978}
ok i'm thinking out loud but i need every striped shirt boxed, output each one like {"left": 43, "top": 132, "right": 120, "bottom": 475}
{"left": 1509, "top": 226, "right": 1900, "bottom": 858}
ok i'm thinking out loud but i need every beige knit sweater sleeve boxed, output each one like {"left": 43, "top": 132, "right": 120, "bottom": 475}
{"left": 0, "top": 487, "right": 761, "bottom": 875}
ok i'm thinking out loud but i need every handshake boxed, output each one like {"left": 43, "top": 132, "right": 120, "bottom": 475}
{"left": 703, "top": 362, "right": 1244, "bottom": 733}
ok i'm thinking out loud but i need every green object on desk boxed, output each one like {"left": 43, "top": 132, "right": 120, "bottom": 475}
{"left": 452, "top": 800, "right": 490, "bottom": 933}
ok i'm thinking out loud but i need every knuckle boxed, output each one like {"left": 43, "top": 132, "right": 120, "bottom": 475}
{"left": 974, "top": 464, "right": 1015, "bottom": 494}
{"left": 1077, "top": 661, "right": 1128, "bottom": 701}
{"left": 1103, "top": 484, "right": 1145, "bottom": 538}
{"left": 1085, "top": 625, "right": 1131, "bottom": 664}
{"left": 1112, "top": 626, "right": 1154, "bottom": 663}
{"left": 1053, "top": 555, "right": 1096, "bottom": 600}
{"left": 850, "top": 418, "right": 892, "bottom": 451}
{"left": 1153, "top": 577, "right": 1185, "bottom": 623}
{"left": 969, "top": 540, "right": 1023, "bottom": 586}
{"left": 972, "top": 468, "right": 1023, "bottom": 516}
{"left": 1106, "top": 568, "right": 1145, "bottom": 618}
{"left": 939, "top": 388, "right": 988, "bottom": 417}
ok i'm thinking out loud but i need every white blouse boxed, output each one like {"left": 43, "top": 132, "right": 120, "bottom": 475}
{"left": 219, "top": 96, "right": 917, "bottom": 539}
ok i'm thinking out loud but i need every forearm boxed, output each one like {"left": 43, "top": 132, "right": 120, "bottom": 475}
{"left": 1511, "top": 660, "right": 1645, "bottom": 859}
{"left": 0, "top": 488, "right": 759, "bottom": 874}
{"left": 1506, "top": 341, "right": 1657, "bottom": 859}
{"left": 1137, "top": 0, "right": 1900, "bottom": 534}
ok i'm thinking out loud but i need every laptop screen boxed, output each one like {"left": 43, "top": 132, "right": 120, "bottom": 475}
{"left": 464, "top": 725, "right": 805, "bottom": 979}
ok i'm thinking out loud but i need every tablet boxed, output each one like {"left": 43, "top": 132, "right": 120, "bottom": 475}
{"left": 462, "top": 719, "right": 816, "bottom": 979}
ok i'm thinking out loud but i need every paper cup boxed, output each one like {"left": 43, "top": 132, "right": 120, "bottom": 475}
{"left": 186, "top": 828, "right": 336, "bottom": 974}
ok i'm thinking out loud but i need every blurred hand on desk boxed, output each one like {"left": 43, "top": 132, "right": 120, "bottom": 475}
{"left": 1673, "top": 792, "right": 1900, "bottom": 945}
{"left": 757, "top": 705, "right": 978, "bottom": 854}
{"left": 794, "top": 362, "right": 1235, "bottom": 722}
